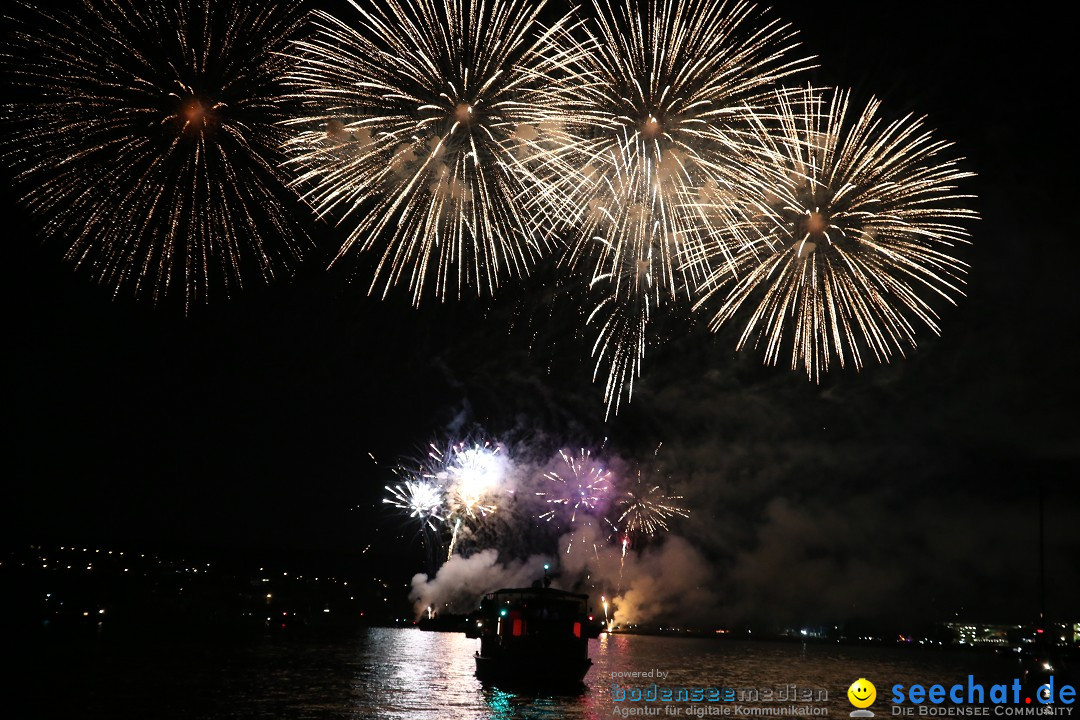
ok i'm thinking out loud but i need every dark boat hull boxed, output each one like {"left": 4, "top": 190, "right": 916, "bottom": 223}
{"left": 475, "top": 652, "right": 592, "bottom": 688}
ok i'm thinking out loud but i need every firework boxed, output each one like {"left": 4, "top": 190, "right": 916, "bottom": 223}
{"left": 422, "top": 440, "right": 506, "bottom": 558}
{"left": 431, "top": 441, "right": 503, "bottom": 520}
{"left": 537, "top": 448, "right": 612, "bottom": 523}
{"left": 383, "top": 480, "right": 445, "bottom": 531}
{"left": 2, "top": 0, "right": 309, "bottom": 308}
{"left": 693, "top": 87, "right": 977, "bottom": 379}
{"left": 283, "top": 0, "right": 580, "bottom": 304}
{"left": 544, "top": 0, "right": 811, "bottom": 414}
{"left": 617, "top": 475, "right": 689, "bottom": 537}
{"left": 384, "top": 464, "right": 448, "bottom": 574}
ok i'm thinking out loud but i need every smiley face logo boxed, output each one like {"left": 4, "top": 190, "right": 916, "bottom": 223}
{"left": 848, "top": 678, "right": 877, "bottom": 709}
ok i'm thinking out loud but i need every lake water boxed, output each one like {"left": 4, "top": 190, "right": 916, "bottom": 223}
{"left": 21, "top": 628, "right": 1023, "bottom": 719}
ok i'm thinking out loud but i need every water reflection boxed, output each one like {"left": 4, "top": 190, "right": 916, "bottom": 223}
{"left": 23, "top": 626, "right": 1014, "bottom": 720}
{"left": 483, "top": 687, "right": 581, "bottom": 719}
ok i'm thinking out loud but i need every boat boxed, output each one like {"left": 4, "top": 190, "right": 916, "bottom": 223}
{"left": 417, "top": 612, "right": 469, "bottom": 632}
{"left": 466, "top": 581, "right": 594, "bottom": 688}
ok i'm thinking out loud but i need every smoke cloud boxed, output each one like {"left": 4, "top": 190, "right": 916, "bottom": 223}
{"left": 410, "top": 499, "right": 720, "bottom": 626}
{"left": 410, "top": 549, "right": 553, "bottom": 614}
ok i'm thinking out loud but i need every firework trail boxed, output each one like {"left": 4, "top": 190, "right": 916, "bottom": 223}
{"left": 542, "top": 0, "right": 811, "bottom": 415}
{"left": 447, "top": 518, "right": 464, "bottom": 560}
{"left": 692, "top": 87, "right": 977, "bottom": 379}
{"left": 283, "top": 0, "right": 582, "bottom": 305}
{"left": 1, "top": 0, "right": 309, "bottom": 308}
{"left": 616, "top": 533, "right": 630, "bottom": 591}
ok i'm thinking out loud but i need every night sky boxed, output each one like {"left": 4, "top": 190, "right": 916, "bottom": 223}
{"left": 5, "top": 1, "right": 1077, "bottom": 625}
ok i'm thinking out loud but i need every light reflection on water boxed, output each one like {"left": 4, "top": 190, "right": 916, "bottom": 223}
{"left": 25, "top": 627, "right": 1009, "bottom": 719}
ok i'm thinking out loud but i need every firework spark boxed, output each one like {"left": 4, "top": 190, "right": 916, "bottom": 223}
{"left": 537, "top": 448, "right": 612, "bottom": 523}
{"left": 544, "top": 0, "right": 812, "bottom": 414}
{"left": 283, "top": 0, "right": 580, "bottom": 304}
{"left": 383, "top": 480, "right": 445, "bottom": 531}
{"left": 2, "top": 0, "right": 309, "bottom": 308}
{"left": 618, "top": 475, "right": 689, "bottom": 537}
{"left": 693, "top": 87, "right": 977, "bottom": 378}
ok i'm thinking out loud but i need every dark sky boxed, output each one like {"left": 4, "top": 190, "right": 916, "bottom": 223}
{"left": 4, "top": 1, "right": 1077, "bottom": 624}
